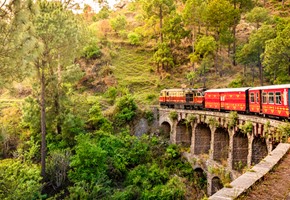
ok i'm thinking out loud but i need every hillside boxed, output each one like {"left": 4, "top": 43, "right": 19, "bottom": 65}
{"left": 0, "top": 0, "right": 290, "bottom": 199}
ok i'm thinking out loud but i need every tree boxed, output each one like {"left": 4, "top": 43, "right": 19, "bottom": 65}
{"left": 237, "top": 24, "right": 276, "bottom": 85}
{"left": 229, "top": 0, "right": 253, "bottom": 65}
{"left": 263, "top": 22, "right": 290, "bottom": 83}
{"left": 0, "top": 0, "right": 37, "bottom": 86}
{"left": 31, "top": 0, "right": 83, "bottom": 179}
{"left": 141, "top": 0, "right": 175, "bottom": 43}
{"left": 163, "top": 11, "right": 189, "bottom": 47}
{"left": 204, "top": 0, "right": 239, "bottom": 74}
{"left": 153, "top": 42, "right": 174, "bottom": 73}
{"left": 110, "top": 14, "right": 127, "bottom": 35}
{"left": 188, "top": 36, "right": 216, "bottom": 87}
{"left": 182, "top": 0, "right": 207, "bottom": 52}
{"left": 245, "top": 7, "right": 271, "bottom": 29}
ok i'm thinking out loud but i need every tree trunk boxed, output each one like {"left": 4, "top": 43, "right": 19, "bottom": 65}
{"left": 40, "top": 66, "right": 47, "bottom": 179}
{"left": 232, "top": 25, "right": 237, "bottom": 66}
{"left": 56, "top": 55, "right": 61, "bottom": 135}
{"left": 258, "top": 59, "right": 263, "bottom": 86}
{"left": 159, "top": 5, "right": 163, "bottom": 43}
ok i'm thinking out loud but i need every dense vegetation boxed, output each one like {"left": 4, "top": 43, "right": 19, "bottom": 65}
{"left": 0, "top": 0, "right": 290, "bottom": 199}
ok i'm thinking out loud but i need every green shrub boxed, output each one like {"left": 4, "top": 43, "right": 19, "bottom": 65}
{"left": 169, "top": 111, "right": 178, "bottom": 121}
{"left": 228, "top": 111, "right": 238, "bottom": 129}
{"left": 0, "top": 159, "right": 42, "bottom": 199}
{"left": 141, "top": 176, "right": 186, "bottom": 200}
{"left": 239, "top": 121, "right": 253, "bottom": 134}
{"left": 82, "top": 42, "right": 102, "bottom": 59}
{"left": 68, "top": 134, "right": 108, "bottom": 183}
{"left": 114, "top": 95, "right": 138, "bottom": 125}
{"left": 128, "top": 32, "right": 141, "bottom": 45}
{"left": 145, "top": 110, "right": 154, "bottom": 124}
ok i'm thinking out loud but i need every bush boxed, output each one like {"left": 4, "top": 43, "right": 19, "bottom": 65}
{"left": 68, "top": 134, "right": 108, "bottom": 183}
{"left": 82, "top": 42, "right": 102, "bottom": 59}
{"left": 169, "top": 111, "right": 178, "bottom": 121}
{"left": 128, "top": 32, "right": 141, "bottom": 45}
{"left": 114, "top": 95, "right": 138, "bottom": 125}
{"left": 0, "top": 159, "right": 42, "bottom": 199}
{"left": 46, "top": 150, "right": 71, "bottom": 189}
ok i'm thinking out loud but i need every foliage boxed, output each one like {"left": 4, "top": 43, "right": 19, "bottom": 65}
{"left": 185, "top": 114, "right": 197, "bottom": 126}
{"left": 87, "top": 102, "right": 112, "bottom": 132}
{"left": 245, "top": 7, "right": 271, "bottom": 29}
{"left": 204, "top": 0, "right": 239, "bottom": 35}
{"left": 169, "top": 111, "right": 178, "bottom": 121}
{"left": 0, "top": 0, "right": 37, "bottom": 87}
{"left": 81, "top": 41, "right": 102, "bottom": 59}
{"left": 0, "top": 105, "right": 22, "bottom": 158}
{"left": 165, "top": 144, "right": 180, "bottom": 159}
{"left": 0, "top": 159, "right": 42, "bottom": 199}
{"left": 153, "top": 42, "right": 174, "bottom": 72}
{"left": 128, "top": 32, "right": 141, "bottom": 45}
{"left": 110, "top": 15, "right": 127, "bottom": 34}
{"left": 67, "top": 180, "right": 111, "bottom": 200}
{"left": 69, "top": 134, "right": 108, "bottom": 183}
{"left": 263, "top": 21, "right": 290, "bottom": 84}
{"left": 189, "top": 36, "right": 217, "bottom": 63}
{"left": 104, "top": 87, "right": 118, "bottom": 105}
{"left": 239, "top": 121, "right": 253, "bottom": 134}
{"left": 114, "top": 94, "right": 138, "bottom": 126}
{"left": 277, "top": 122, "right": 290, "bottom": 138}
{"left": 206, "top": 117, "right": 219, "bottom": 128}
{"left": 144, "top": 110, "right": 154, "bottom": 124}
{"left": 163, "top": 11, "right": 189, "bottom": 45}
{"left": 228, "top": 75, "right": 245, "bottom": 88}
{"left": 46, "top": 150, "right": 71, "bottom": 189}
{"left": 228, "top": 111, "right": 238, "bottom": 129}
{"left": 207, "top": 166, "right": 231, "bottom": 186}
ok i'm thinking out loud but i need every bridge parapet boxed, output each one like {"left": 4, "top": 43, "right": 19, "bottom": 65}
{"left": 158, "top": 108, "right": 289, "bottom": 196}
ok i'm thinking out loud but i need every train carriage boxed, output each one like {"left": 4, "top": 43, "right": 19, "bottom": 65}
{"left": 159, "top": 88, "right": 205, "bottom": 109}
{"left": 249, "top": 84, "right": 290, "bottom": 118}
{"left": 204, "top": 87, "right": 250, "bottom": 112}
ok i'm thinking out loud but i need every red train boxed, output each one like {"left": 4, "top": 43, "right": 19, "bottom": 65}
{"left": 159, "top": 84, "right": 290, "bottom": 119}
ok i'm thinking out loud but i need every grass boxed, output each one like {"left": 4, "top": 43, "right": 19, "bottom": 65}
{"left": 111, "top": 46, "right": 178, "bottom": 105}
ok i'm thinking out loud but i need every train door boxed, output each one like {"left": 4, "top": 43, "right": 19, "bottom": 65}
{"left": 288, "top": 89, "right": 290, "bottom": 115}
{"left": 258, "top": 90, "right": 262, "bottom": 113}
{"left": 220, "top": 93, "right": 225, "bottom": 109}
{"left": 186, "top": 93, "right": 193, "bottom": 103}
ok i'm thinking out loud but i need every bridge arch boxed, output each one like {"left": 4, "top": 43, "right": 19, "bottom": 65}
{"left": 160, "top": 121, "right": 171, "bottom": 139}
{"left": 176, "top": 119, "right": 192, "bottom": 147}
{"left": 194, "top": 123, "right": 211, "bottom": 155}
{"left": 233, "top": 131, "right": 248, "bottom": 170}
{"left": 213, "top": 127, "right": 229, "bottom": 163}
{"left": 194, "top": 167, "right": 207, "bottom": 191}
{"left": 252, "top": 137, "right": 268, "bottom": 165}
{"left": 211, "top": 176, "right": 223, "bottom": 195}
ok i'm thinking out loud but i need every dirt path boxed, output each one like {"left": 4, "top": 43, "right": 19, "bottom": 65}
{"left": 240, "top": 150, "right": 290, "bottom": 200}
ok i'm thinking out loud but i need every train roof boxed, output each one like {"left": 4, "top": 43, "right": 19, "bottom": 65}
{"left": 249, "top": 84, "right": 290, "bottom": 90}
{"left": 205, "top": 87, "right": 251, "bottom": 93}
{"left": 161, "top": 88, "right": 205, "bottom": 92}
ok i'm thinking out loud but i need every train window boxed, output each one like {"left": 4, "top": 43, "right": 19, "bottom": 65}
{"left": 167, "top": 92, "right": 169, "bottom": 96}
{"left": 262, "top": 92, "right": 267, "bottom": 104}
{"left": 275, "top": 92, "right": 282, "bottom": 105}
{"left": 196, "top": 92, "right": 201, "bottom": 96}
{"left": 269, "top": 92, "right": 274, "bottom": 104}
{"left": 256, "top": 93, "right": 259, "bottom": 103}
{"left": 250, "top": 93, "right": 255, "bottom": 103}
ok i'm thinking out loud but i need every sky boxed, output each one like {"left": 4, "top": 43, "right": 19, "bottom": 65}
{"left": 75, "top": 0, "right": 119, "bottom": 12}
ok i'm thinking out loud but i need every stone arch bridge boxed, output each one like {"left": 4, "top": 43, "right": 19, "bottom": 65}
{"left": 158, "top": 108, "right": 287, "bottom": 196}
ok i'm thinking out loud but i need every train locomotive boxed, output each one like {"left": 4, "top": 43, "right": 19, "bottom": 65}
{"left": 159, "top": 84, "right": 290, "bottom": 119}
